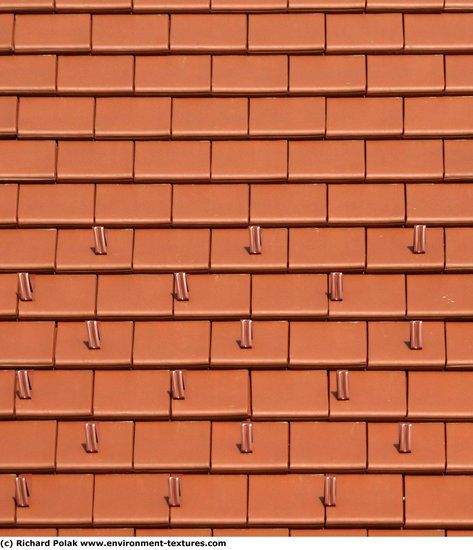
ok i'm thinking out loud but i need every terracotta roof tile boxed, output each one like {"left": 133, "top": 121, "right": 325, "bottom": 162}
{"left": 292, "top": 529, "right": 367, "bottom": 536}
{"left": 444, "top": 140, "right": 473, "bottom": 181}
{"left": 134, "top": 0, "right": 210, "bottom": 9}
{"left": 216, "top": 529, "right": 289, "bottom": 536}
{"left": 0, "top": 97, "right": 17, "bottom": 137}
{"left": 404, "top": 14, "right": 473, "bottom": 52}
{"left": 446, "top": 322, "right": 473, "bottom": 368}
{"left": 171, "top": 14, "right": 246, "bottom": 51}
{"left": 0, "top": 14, "right": 12, "bottom": 50}
{"left": 0, "top": 529, "right": 57, "bottom": 536}
{"left": 407, "top": 183, "right": 473, "bottom": 225}
{"left": 407, "top": 275, "right": 473, "bottom": 317}
{"left": 0, "top": 0, "right": 53, "bottom": 10}
{"left": 212, "top": 0, "right": 287, "bottom": 8}
{"left": 405, "top": 98, "right": 473, "bottom": 137}
{"left": 446, "top": 229, "right": 473, "bottom": 271}
{"left": 60, "top": 529, "right": 134, "bottom": 536}
{"left": 0, "top": 321, "right": 54, "bottom": 366}
{"left": 0, "top": 141, "right": 56, "bottom": 182}
{"left": 55, "top": 0, "right": 132, "bottom": 11}
{"left": 0, "top": 475, "right": 15, "bottom": 523}
{"left": 0, "top": 55, "right": 56, "bottom": 94}
{"left": 446, "top": 423, "right": 473, "bottom": 472}
{"left": 0, "top": 229, "right": 56, "bottom": 271}
{"left": 0, "top": 184, "right": 18, "bottom": 226}
{"left": 370, "top": 529, "right": 445, "bottom": 536}
{"left": 289, "top": 0, "right": 364, "bottom": 7}
{"left": 0, "top": 274, "right": 23, "bottom": 318}
{"left": 367, "top": 0, "right": 442, "bottom": 9}
{"left": 248, "top": 14, "right": 324, "bottom": 52}
{"left": 137, "top": 529, "right": 212, "bottom": 536}
{"left": 445, "top": 55, "right": 473, "bottom": 93}
{"left": 0, "top": 370, "right": 14, "bottom": 416}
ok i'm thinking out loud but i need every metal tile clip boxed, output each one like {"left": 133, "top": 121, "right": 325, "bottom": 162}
{"left": 249, "top": 226, "right": 262, "bottom": 255}
{"left": 399, "top": 423, "right": 412, "bottom": 454}
{"left": 336, "top": 370, "right": 350, "bottom": 401}
{"left": 329, "top": 272, "right": 343, "bottom": 302}
{"left": 413, "top": 225, "right": 426, "bottom": 254}
{"left": 168, "top": 476, "right": 181, "bottom": 507}
{"left": 15, "top": 475, "right": 30, "bottom": 508}
{"left": 93, "top": 226, "right": 108, "bottom": 255}
{"left": 240, "top": 421, "right": 254, "bottom": 454}
{"left": 240, "top": 319, "right": 253, "bottom": 349}
{"left": 171, "top": 370, "right": 186, "bottom": 400}
{"left": 18, "top": 272, "right": 33, "bottom": 302}
{"left": 16, "top": 370, "right": 32, "bottom": 400}
{"left": 324, "top": 476, "right": 337, "bottom": 507}
{"left": 86, "top": 320, "right": 101, "bottom": 350}
{"left": 409, "top": 320, "right": 423, "bottom": 351}
{"left": 84, "top": 422, "right": 99, "bottom": 453}
{"left": 174, "top": 272, "right": 189, "bottom": 301}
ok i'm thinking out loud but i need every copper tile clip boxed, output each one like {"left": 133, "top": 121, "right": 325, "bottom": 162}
{"left": 399, "top": 423, "right": 412, "bottom": 454}
{"left": 86, "top": 320, "right": 101, "bottom": 350}
{"left": 240, "top": 421, "right": 254, "bottom": 454}
{"left": 174, "top": 272, "right": 189, "bottom": 301}
{"left": 329, "top": 272, "right": 343, "bottom": 302}
{"left": 249, "top": 226, "right": 262, "bottom": 255}
{"left": 413, "top": 225, "right": 426, "bottom": 254}
{"left": 84, "top": 422, "right": 99, "bottom": 453}
{"left": 93, "top": 226, "right": 108, "bottom": 255}
{"left": 171, "top": 370, "right": 186, "bottom": 400}
{"left": 336, "top": 370, "right": 350, "bottom": 401}
{"left": 16, "top": 370, "right": 32, "bottom": 400}
{"left": 15, "top": 475, "right": 30, "bottom": 507}
{"left": 18, "top": 272, "right": 33, "bottom": 302}
{"left": 409, "top": 320, "right": 423, "bottom": 351}
{"left": 168, "top": 476, "right": 181, "bottom": 507}
{"left": 324, "top": 476, "right": 337, "bottom": 507}
{"left": 240, "top": 319, "right": 253, "bottom": 349}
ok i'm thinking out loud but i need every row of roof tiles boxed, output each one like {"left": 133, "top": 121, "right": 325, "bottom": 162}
{"left": 2, "top": 14, "right": 473, "bottom": 53}
{"left": 2, "top": 320, "right": 473, "bottom": 368}
{"left": 6, "top": 97, "right": 473, "bottom": 139}
{"left": 3, "top": 0, "right": 473, "bottom": 12}
{"left": 5, "top": 369, "right": 473, "bottom": 419}
{"left": 3, "top": 226, "right": 473, "bottom": 273}
{"left": 3, "top": 273, "right": 473, "bottom": 318}
{"left": 4, "top": 419, "right": 473, "bottom": 473}
{"left": 2, "top": 54, "right": 473, "bottom": 95}
{"left": 4, "top": 183, "right": 473, "bottom": 227}
{"left": 1, "top": 140, "right": 473, "bottom": 182}
{"left": 3, "top": 472, "right": 473, "bottom": 527}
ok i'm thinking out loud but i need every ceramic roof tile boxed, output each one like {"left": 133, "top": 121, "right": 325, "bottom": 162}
{"left": 446, "top": 322, "right": 473, "bottom": 368}
{"left": 446, "top": 229, "right": 473, "bottom": 271}
{"left": 55, "top": 0, "right": 132, "bottom": 11}
{"left": 0, "top": 97, "right": 17, "bottom": 137}
{"left": 0, "top": 321, "right": 54, "bottom": 367}
{"left": 0, "top": 184, "right": 18, "bottom": 226}
{"left": 405, "top": 98, "right": 473, "bottom": 137}
{"left": 216, "top": 529, "right": 290, "bottom": 536}
{"left": 0, "top": 0, "right": 53, "bottom": 10}
{"left": 446, "top": 423, "right": 473, "bottom": 472}
{"left": 446, "top": 55, "right": 473, "bottom": 93}
{"left": 292, "top": 529, "right": 368, "bottom": 536}
{"left": 0, "top": 55, "right": 56, "bottom": 94}
{"left": 407, "top": 275, "right": 473, "bottom": 317}
{"left": 134, "top": 0, "right": 210, "bottom": 9}
{"left": 212, "top": 0, "right": 287, "bottom": 9}
{"left": 405, "top": 14, "right": 473, "bottom": 52}
{"left": 0, "top": 475, "right": 15, "bottom": 524}
{"left": 60, "top": 529, "right": 134, "bottom": 536}
{"left": 0, "top": 371, "right": 15, "bottom": 417}
{"left": 370, "top": 529, "right": 445, "bottom": 536}
{"left": 0, "top": 141, "right": 56, "bottom": 182}
{"left": 444, "top": 140, "right": 473, "bottom": 181}
{"left": 0, "top": 229, "right": 56, "bottom": 271}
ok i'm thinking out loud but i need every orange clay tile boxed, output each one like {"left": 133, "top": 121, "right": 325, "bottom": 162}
{"left": 408, "top": 372, "right": 473, "bottom": 419}
{"left": 0, "top": 371, "right": 14, "bottom": 417}
{"left": 0, "top": 274, "right": 17, "bottom": 318}
{"left": 405, "top": 14, "right": 473, "bottom": 52}
{"left": 137, "top": 529, "right": 212, "bottom": 536}
{"left": 250, "top": 184, "right": 326, "bottom": 225}
{"left": 446, "top": 55, "right": 473, "bottom": 93}
{"left": 0, "top": 55, "right": 56, "bottom": 94}
{"left": 134, "top": 421, "right": 211, "bottom": 470}
{"left": 14, "top": 14, "right": 90, "bottom": 52}
{"left": 289, "top": 141, "right": 364, "bottom": 182}
{"left": 55, "top": 321, "right": 133, "bottom": 367}
{"left": 289, "top": 228, "right": 365, "bottom": 272}
{"left": 368, "top": 322, "right": 445, "bottom": 368}
{"left": 173, "top": 184, "right": 248, "bottom": 226}
{"left": 56, "top": 421, "right": 133, "bottom": 471}
{"left": 290, "top": 322, "right": 366, "bottom": 367}
{"left": 212, "top": 0, "right": 286, "bottom": 7}
{"left": 211, "top": 421, "right": 289, "bottom": 472}
{"left": 329, "top": 371, "right": 407, "bottom": 419}
{"left": 0, "top": 141, "right": 56, "bottom": 182}
{"left": 290, "top": 55, "right": 366, "bottom": 95}
{"left": 210, "top": 321, "right": 288, "bottom": 366}
{"left": 212, "top": 55, "right": 288, "bottom": 94}
{"left": 369, "top": 529, "right": 444, "bottom": 536}
{"left": 367, "top": 0, "right": 443, "bottom": 8}
{"left": 405, "top": 476, "right": 473, "bottom": 527}
{"left": 446, "top": 424, "right": 473, "bottom": 472}
{"left": 16, "top": 475, "right": 93, "bottom": 526}
{"left": 328, "top": 184, "right": 405, "bottom": 225}
{"left": 170, "top": 475, "right": 247, "bottom": 526}
{"left": 0, "top": 0, "right": 53, "bottom": 9}
{"left": 18, "top": 97, "right": 94, "bottom": 139}
{"left": 405, "top": 98, "right": 473, "bottom": 137}
{"left": 15, "top": 370, "right": 93, "bottom": 418}
{"left": 290, "top": 422, "right": 367, "bottom": 471}
{"left": 56, "top": 229, "right": 133, "bottom": 272}
{"left": 135, "top": 56, "right": 211, "bottom": 94}
{"left": 0, "top": 322, "right": 54, "bottom": 367}
{"left": 0, "top": 475, "right": 15, "bottom": 523}
{"left": 55, "top": 0, "right": 131, "bottom": 9}
{"left": 57, "top": 55, "right": 133, "bottom": 94}
{"left": 367, "top": 422, "right": 445, "bottom": 472}
{"left": 133, "top": 321, "right": 210, "bottom": 367}
{"left": 0, "top": 229, "right": 56, "bottom": 271}
{"left": 134, "top": 0, "right": 209, "bottom": 8}
{"left": 248, "top": 475, "right": 324, "bottom": 526}
{"left": 325, "top": 475, "right": 403, "bottom": 527}
{"left": 326, "top": 14, "right": 403, "bottom": 52}
{"left": 0, "top": 13, "right": 12, "bottom": 50}
{"left": 0, "top": 97, "right": 16, "bottom": 136}
{"left": 97, "top": 274, "right": 172, "bottom": 318}
{"left": 170, "top": 14, "right": 246, "bottom": 52}
{"left": 249, "top": 97, "right": 324, "bottom": 137}
{"left": 0, "top": 529, "right": 58, "bottom": 536}
{"left": 95, "top": 184, "right": 171, "bottom": 226}
{"left": 407, "top": 275, "right": 473, "bottom": 318}
{"left": 248, "top": 14, "right": 324, "bottom": 52}
{"left": 292, "top": 529, "right": 367, "bottom": 536}
{"left": 444, "top": 140, "right": 473, "bottom": 181}
{"left": 135, "top": 141, "right": 210, "bottom": 181}
{"left": 211, "top": 228, "right": 287, "bottom": 272}
{"left": 446, "top": 322, "right": 473, "bottom": 368}
{"left": 367, "top": 227, "right": 444, "bottom": 272}
{"left": 251, "top": 370, "right": 328, "bottom": 419}
{"left": 407, "top": 184, "right": 473, "bottom": 225}
{"left": 215, "top": 529, "right": 289, "bottom": 536}
{"left": 93, "top": 370, "right": 170, "bottom": 419}
{"left": 0, "top": 420, "right": 56, "bottom": 470}
{"left": 174, "top": 274, "right": 250, "bottom": 319}
{"left": 95, "top": 98, "right": 171, "bottom": 138}
{"left": 289, "top": 0, "right": 365, "bottom": 6}
{"left": 327, "top": 98, "right": 403, "bottom": 138}
{"left": 18, "top": 184, "right": 94, "bottom": 227}
{"left": 171, "top": 370, "right": 250, "bottom": 419}
{"left": 60, "top": 529, "right": 134, "bottom": 537}
{"left": 252, "top": 274, "right": 327, "bottom": 318}
{"left": 18, "top": 274, "right": 96, "bottom": 320}
{"left": 172, "top": 98, "right": 247, "bottom": 138}
{"left": 94, "top": 474, "right": 169, "bottom": 525}
{"left": 367, "top": 55, "right": 444, "bottom": 95}
{"left": 92, "top": 15, "right": 168, "bottom": 52}
{"left": 0, "top": 184, "right": 18, "bottom": 226}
